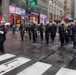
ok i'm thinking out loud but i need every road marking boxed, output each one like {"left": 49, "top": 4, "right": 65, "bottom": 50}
{"left": 56, "top": 68, "right": 76, "bottom": 75}
{"left": 0, "top": 54, "right": 15, "bottom": 62}
{"left": 17, "top": 62, "right": 52, "bottom": 75}
{"left": 0, "top": 57, "right": 31, "bottom": 75}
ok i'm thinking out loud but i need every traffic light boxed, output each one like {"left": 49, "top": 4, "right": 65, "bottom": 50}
{"left": 31, "top": 0, "right": 37, "bottom": 5}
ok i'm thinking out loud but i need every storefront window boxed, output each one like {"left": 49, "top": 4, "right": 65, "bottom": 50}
{"left": 9, "top": 0, "right": 26, "bottom": 8}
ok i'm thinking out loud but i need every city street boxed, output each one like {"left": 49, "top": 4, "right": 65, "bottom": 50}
{"left": 0, "top": 0, "right": 76, "bottom": 75}
{"left": 1, "top": 31, "right": 76, "bottom": 75}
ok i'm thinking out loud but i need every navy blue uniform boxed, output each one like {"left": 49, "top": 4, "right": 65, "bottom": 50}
{"left": 27, "top": 25, "right": 32, "bottom": 41}
{"left": 45, "top": 24, "right": 50, "bottom": 44}
{"left": 19, "top": 24, "right": 25, "bottom": 41}
{"left": 49, "top": 24, "right": 57, "bottom": 42}
{"left": 38, "top": 24, "right": 44, "bottom": 41}
{"left": 0, "top": 25, "right": 7, "bottom": 54}
{"left": 72, "top": 25, "right": 76, "bottom": 48}
{"left": 68, "top": 24, "right": 73, "bottom": 41}
{"left": 64, "top": 26, "right": 70, "bottom": 44}
{"left": 31, "top": 24, "right": 37, "bottom": 43}
{"left": 59, "top": 24, "right": 65, "bottom": 46}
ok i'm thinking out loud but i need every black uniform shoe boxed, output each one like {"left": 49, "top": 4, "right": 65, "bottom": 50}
{"left": 73, "top": 46, "right": 76, "bottom": 49}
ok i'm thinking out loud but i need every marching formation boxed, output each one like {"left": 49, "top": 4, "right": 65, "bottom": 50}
{"left": 1, "top": 20, "right": 76, "bottom": 54}
{"left": 19, "top": 20, "right": 76, "bottom": 49}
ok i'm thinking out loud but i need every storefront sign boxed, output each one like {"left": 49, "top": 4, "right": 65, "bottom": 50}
{"left": 9, "top": 6, "right": 16, "bottom": 14}
{"left": 40, "top": 14, "right": 47, "bottom": 24}
{"left": 31, "top": 12, "right": 39, "bottom": 16}
{"left": 21, "top": 9, "right": 26, "bottom": 15}
{"left": 40, "top": 14, "right": 47, "bottom": 19}
{"left": 16, "top": 7, "right": 21, "bottom": 15}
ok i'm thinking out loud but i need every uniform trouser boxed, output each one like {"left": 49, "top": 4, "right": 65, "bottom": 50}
{"left": 20, "top": 33, "right": 24, "bottom": 41}
{"left": 36, "top": 32, "right": 37, "bottom": 38}
{"left": 73, "top": 34, "right": 76, "bottom": 47}
{"left": 29, "top": 32, "right": 31, "bottom": 40}
{"left": 0, "top": 42, "right": 4, "bottom": 53}
{"left": 59, "top": 34, "right": 65, "bottom": 46}
{"left": 40, "top": 32, "right": 43, "bottom": 41}
{"left": 45, "top": 33, "right": 49, "bottom": 44}
{"left": 33, "top": 32, "right": 36, "bottom": 42}
{"left": 65, "top": 34, "right": 69, "bottom": 43}
{"left": 74, "top": 42, "right": 76, "bottom": 47}
{"left": 50, "top": 33, "right": 56, "bottom": 41}
{"left": 70, "top": 35, "right": 73, "bottom": 41}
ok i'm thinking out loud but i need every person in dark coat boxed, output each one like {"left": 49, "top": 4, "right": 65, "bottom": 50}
{"left": 19, "top": 20, "right": 26, "bottom": 42}
{"left": 31, "top": 23, "right": 37, "bottom": 43}
{"left": 58, "top": 21, "right": 65, "bottom": 46}
{"left": 64, "top": 24, "right": 70, "bottom": 44}
{"left": 49, "top": 22, "right": 52, "bottom": 40}
{"left": 50, "top": 22, "right": 57, "bottom": 42}
{"left": 45, "top": 22, "right": 50, "bottom": 44}
{"left": 72, "top": 21, "right": 76, "bottom": 49}
{"left": 38, "top": 23, "right": 44, "bottom": 41}
{"left": 27, "top": 24, "right": 32, "bottom": 41}
{"left": 68, "top": 23, "right": 73, "bottom": 41}
{"left": 12, "top": 25, "right": 16, "bottom": 34}
{"left": 0, "top": 21, "right": 7, "bottom": 54}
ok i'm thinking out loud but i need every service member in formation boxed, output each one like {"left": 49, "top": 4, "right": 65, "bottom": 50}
{"left": 58, "top": 21, "right": 65, "bottom": 46}
{"left": 64, "top": 24, "right": 70, "bottom": 44}
{"left": 68, "top": 22, "right": 73, "bottom": 41}
{"left": 27, "top": 24, "right": 32, "bottom": 41}
{"left": 50, "top": 22, "right": 57, "bottom": 42}
{"left": 19, "top": 20, "right": 26, "bottom": 42}
{"left": 31, "top": 23, "right": 37, "bottom": 43}
{"left": 45, "top": 21, "right": 50, "bottom": 44}
{"left": 0, "top": 21, "right": 7, "bottom": 54}
{"left": 38, "top": 23, "right": 44, "bottom": 42}
{"left": 72, "top": 21, "right": 76, "bottom": 49}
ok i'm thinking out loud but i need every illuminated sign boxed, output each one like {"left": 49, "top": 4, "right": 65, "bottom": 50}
{"left": 16, "top": 7, "right": 21, "bottom": 15}
{"left": 9, "top": 5, "right": 16, "bottom": 14}
{"left": 21, "top": 9, "right": 26, "bottom": 15}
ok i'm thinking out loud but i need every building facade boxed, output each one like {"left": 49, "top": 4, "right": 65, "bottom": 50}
{"left": 25, "top": 0, "right": 48, "bottom": 24}
{"left": 2, "top": 0, "right": 26, "bottom": 26}
{"left": 1, "top": 0, "right": 64, "bottom": 24}
{"left": 64, "top": 0, "right": 72, "bottom": 18}
{"left": 48, "top": 0, "right": 64, "bottom": 21}
{"left": 1, "top": 0, "right": 48, "bottom": 24}
{"left": 71, "top": 0, "right": 75, "bottom": 18}
{"left": 74, "top": 0, "right": 76, "bottom": 19}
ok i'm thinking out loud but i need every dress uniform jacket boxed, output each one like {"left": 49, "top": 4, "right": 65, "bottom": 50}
{"left": 72, "top": 25, "right": 76, "bottom": 42}
{"left": 0, "top": 25, "right": 6, "bottom": 42}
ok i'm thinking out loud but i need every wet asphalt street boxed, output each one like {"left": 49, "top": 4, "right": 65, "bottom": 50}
{"left": 3, "top": 31, "right": 76, "bottom": 73}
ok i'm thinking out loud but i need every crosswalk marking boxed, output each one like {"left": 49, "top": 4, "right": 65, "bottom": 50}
{"left": 0, "top": 53, "right": 15, "bottom": 62}
{"left": 0, "top": 57, "right": 31, "bottom": 75}
{"left": 17, "top": 62, "right": 52, "bottom": 75}
{"left": 56, "top": 68, "right": 76, "bottom": 75}
{"left": 0, "top": 53, "right": 76, "bottom": 75}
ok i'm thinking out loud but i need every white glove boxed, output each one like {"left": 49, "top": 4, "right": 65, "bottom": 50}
{"left": 0, "top": 31, "right": 4, "bottom": 34}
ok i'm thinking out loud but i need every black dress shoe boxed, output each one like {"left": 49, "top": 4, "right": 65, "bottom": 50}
{"left": 46, "top": 42, "right": 48, "bottom": 44}
{"left": 73, "top": 46, "right": 76, "bottom": 49}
